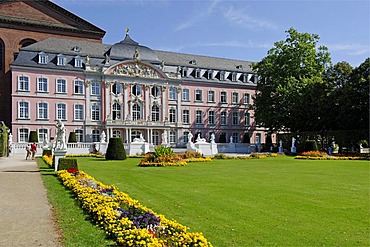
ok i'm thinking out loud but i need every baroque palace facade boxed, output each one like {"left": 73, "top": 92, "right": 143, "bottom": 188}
{"left": 11, "top": 32, "right": 265, "bottom": 147}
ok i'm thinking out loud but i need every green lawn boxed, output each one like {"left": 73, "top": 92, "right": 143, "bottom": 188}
{"left": 40, "top": 156, "right": 369, "bottom": 246}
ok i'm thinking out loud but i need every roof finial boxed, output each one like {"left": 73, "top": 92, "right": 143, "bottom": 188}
{"left": 126, "top": 27, "right": 129, "bottom": 34}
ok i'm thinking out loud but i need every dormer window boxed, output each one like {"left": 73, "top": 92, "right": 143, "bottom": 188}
{"left": 38, "top": 52, "right": 48, "bottom": 64}
{"left": 236, "top": 65, "right": 243, "bottom": 69}
{"left": 74, "top": 56, "right": 82, "bottom": 68}
{"left": 189, "top": 59, "right": 196, "bottom": 65}
{"left": 242, "top": 73, "right": 248, "bottom": 83}
{"left": 72, "top": 46, "right": 81, "bottom": 52}
{"left": 231, "top": 72, "right": 237, "bottom": 82}
{"left": 181, "top": 67, "right": 188, "bottom": 77}
{"left": 57, "top": 54, "right": 66, "bottom": 66}
{"left": 220, "top": 71, "right": 225, "bottom": 81}
{"left": 195, "top": 68, "right": 201, "bottom": 78}
{"left": 207, "top": 69, "right": 214, "bottom": 79}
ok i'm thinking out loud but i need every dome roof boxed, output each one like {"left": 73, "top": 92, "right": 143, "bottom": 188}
{"left": 107, "top": 33, "right": 159, "bottom": 61}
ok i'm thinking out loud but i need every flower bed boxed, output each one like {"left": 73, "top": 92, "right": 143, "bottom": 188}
{"left": 58, "top": 169, "right": 213, "bottom": 246}
{"left": 295, "top": 151, "right": 369, "bottom": 160}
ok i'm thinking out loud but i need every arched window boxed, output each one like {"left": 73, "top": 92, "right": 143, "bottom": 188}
{"left": 132, "top": 85, "right": 141, "bottom": 96}
{"left": 132, "top": 103, "right": 141, "bottom": 121}
{"left": 152, "top": 131, "right": 159, "bottom": 145}
{"left": 151, "top": 105, "right": 160, "bottom": 122}
{"left": 131, "top": 130, "right": 142, "bottom": 142}
{"left": 151, "top": 86, "right": 160, "bottom": 97}
{"left": 112, "top": 103, "right": 121, "bottom": 120}
{"left": 19, "top": 39, "right": 36, "bottom": 48}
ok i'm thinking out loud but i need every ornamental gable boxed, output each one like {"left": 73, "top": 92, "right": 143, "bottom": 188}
{"left": 105, "top": 61, "right": 166, "bottom": 79}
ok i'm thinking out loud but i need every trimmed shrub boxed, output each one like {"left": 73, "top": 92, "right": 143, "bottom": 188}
{"left": 28, "top": 130, "right": 38, "bottom": 143}
{"left": 42, "top": 149, "right": 52, "bottom": 156}
{"left": 105, "top": 138, "right": 127, "bottom": 160}
{"left": 0, "top": 122, "right": 8, "bottom": 157}
{"left": 58, "top": 157, "right": 78, "bottom": 171}
{"left": 68, "top": 132, "right": 77, "bottom": 143}
{"left": 304, "top": 140, "right": 318, "bottom": 151}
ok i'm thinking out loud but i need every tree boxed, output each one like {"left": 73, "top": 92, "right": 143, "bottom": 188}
{"left": 252, "top": 28, "right": 331, "bottom": 132}
{"left": 105, "top": 138, "right": 127, "bottom": 160}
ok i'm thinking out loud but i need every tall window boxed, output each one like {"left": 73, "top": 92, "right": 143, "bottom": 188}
{"left": 74, "top": 80, "right": 84, "bottom": 94}
{"left": 37, "top": 77, "right": 48, "bottom": 92}
{"left": 232, "top": 92, "right": 239, "bottom": 104}
{"left": 182, "top": 88, "right": 190, "bottom": 101}
{"left": 244, "top": 112, "right": 250, "bottom": 126}
{"left": 151, "top": 86, "right": 160, "bottom": 97}
{"left": 132, "top": 103, "right": 141, "bottom": 121}
{"left": 208, "top": 90, "right": 215, "bottom": 102}
{"left": 183, "top": 131, "right": 189, "bottom": 143}
{"left": 75, "top": 129, "right": 83, "bottom": 142}
{"left": 74, "top": 104, "right": 84, "bottom": 120}
{"left": 182, "top": 110, "right": 189, "bottom": 124}
{"left": 195, "top": 89, "right": 202, "bottom": 101}
{"left": 169, "top": 87, "right": 177, "bottom": 100}
{"left": 220, "top": 111, "right": 227, "bottom": 125}
{"left": 220, "top": 91, "right": 227, "bottom": 103}
{"left": 243, "top": 93, "right": 250, "bottom": 104}
{"left": 112, "top": 83, "right": 122, "bottom": 94}
{"left": 91, "top": 81, "right": 100, "bottom": 95}
{"left": 169, "top": 109, "right": 176, "bottom": 123}
{"left": 19, "top": 128, "right": 29, "bottom": 143}
{"left": 18, "top": 101, "right": 29, "bottom": 119}
{"left": 196, "top": 110, "right": 203, "bottom": 124}
{"left": 151, "top": 105, "right": 160, "bottom": 122}
{"left": 18, "top": 76, "right": 29, "bottom": 91}
{"left": 132, "top": 85, "right": 141, "bottom": 96}
{"left": 92, "top": 129, "right": 100, "bottom": 142}
{"left": 169, "top": 131, "right": 176, "bottom": 143}
{"left": 91, "top": 104, "right": 100, "bottom": 121}
{"left": 152, "top": 131, "right": 159, "bottom": 145}
{"left": 57, "top": 103, "right": 66, "bottom": 120}
{"left": 56, "top": 79, "right": 66, "bottom": 93}
{"left": 208, "top": 110, "right": 215, "bottom": 125}
{"left": 38, "top": 129, "right": 48, "bottom": 143}
{"left": 38, "top": 102, "right": 48, "bottom": 119}
{"left": 232, "top": 132, "right": 239, "bottom": 143}
{"left": 232, "top": 112, "right": 239, "bottom": 125}
{"left": 112, "top": 103, "right": 121, "bottom": 120}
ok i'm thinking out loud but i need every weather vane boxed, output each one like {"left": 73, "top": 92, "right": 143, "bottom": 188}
{"left": 126, "top": 27, "right": 129, "bottom": 34}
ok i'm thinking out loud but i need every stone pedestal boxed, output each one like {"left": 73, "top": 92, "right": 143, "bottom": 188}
{"left": 278, "top": 146, "right": 284, "bottom": 153}
{"left": 128, "top": 142, "right": 149, "bottom": 155}
{"left": 194, "top": 143, "right": 212, "bottom": 156}
{"left": 54, "top": 149, "right": 67, "bottom": 171}
{"left": 98, "top": 142, "right": 108, "bottom": 155}
{"left": 291, "top": 147, "right": 296, "bottom": 154}
{"left": 210, "top": 143, "right": 218, "bottom": 155}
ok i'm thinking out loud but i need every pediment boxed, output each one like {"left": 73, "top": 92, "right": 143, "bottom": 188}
{"left": 105, "top": 61, "right": 167, "bottom": 79}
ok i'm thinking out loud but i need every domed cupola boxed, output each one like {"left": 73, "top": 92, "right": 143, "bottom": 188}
{"left": 107, "top": 29, "right": 159, "bottom": 62}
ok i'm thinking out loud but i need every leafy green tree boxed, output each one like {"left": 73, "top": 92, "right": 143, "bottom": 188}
{"left": 252, "top": 28, "right": 331, "bottom": 132}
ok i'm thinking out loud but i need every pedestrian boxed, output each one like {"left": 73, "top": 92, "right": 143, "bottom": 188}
{"left": 26, "top": 144, "right": 31, "bottom": 160}
{"left": 31, "top": 142, "right": 37, "bottom": 160}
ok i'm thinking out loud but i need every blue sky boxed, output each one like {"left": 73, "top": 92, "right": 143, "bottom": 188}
{"left": 53, "top": 0, "right": 369, "bottom": 67}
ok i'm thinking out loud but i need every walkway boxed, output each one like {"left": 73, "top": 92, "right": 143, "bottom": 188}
{"left": 0, "top": 154, "right": 61, "bottom": 246}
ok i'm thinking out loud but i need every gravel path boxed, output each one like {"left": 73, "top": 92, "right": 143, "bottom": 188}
{"left": 0, "top": 154, "right": 62, "bottom": 246}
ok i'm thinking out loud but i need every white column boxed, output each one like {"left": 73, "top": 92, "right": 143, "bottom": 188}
{"left": 162, "top": 86, "right": 167, "bottom": 121}
{"left": 128, "top": 128, "right": 131, "bottom": 143}
{"left": 176, "top": 86, "right": 182, "bottom": 124}
{"left": 125, "top": 128, "right": 128, "bottom": 143}
{"left": 149, "top": 128, "right": 152, "bottom": 144}
{"left": 123, "top": 83, "right": 129, "bottom": 120}
{"left": 85, "top": 80, "right": 91, "bottom": 123}
{"left": 104, "top": 81, "right": 111, "bottom": 121}
{"left": 146, "top": 129, "right": 150, "bottom": 143}
{"left": 145, "top": 85, "right": 150, "bottom": 121}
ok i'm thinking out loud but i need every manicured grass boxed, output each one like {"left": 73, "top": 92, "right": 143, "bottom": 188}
{"left": 37, "top": 159, "right": 115, "bottom": 246}
{"left": 72, "top": 156, "right": 369, "bottom": 247}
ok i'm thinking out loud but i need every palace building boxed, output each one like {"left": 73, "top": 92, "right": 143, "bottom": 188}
{"left": 11, "top": 31, "right": 265, "bottom": 147}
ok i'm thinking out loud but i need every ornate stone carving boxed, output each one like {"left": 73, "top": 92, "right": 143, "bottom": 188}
{"left": 84, "top": 80, "right": 91, "bottom": 87}
{"left": 112, "top": 62, "right": 161, "bottom": 78}
{"left": 105, "top": 81, "right": 112, "bottom": 88}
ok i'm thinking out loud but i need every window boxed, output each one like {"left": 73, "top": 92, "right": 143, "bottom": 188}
{"left": 91, "top": 81, "right": 100, "bottom": 95}
{"left": 38, "top": 129, "right": 48, "bottom": 143}
{"left": 38, "top": 52, "right": 48, "bottom": 64}
{"left": 232, "top": 92, "right": 239, "bottom": 104}
{"left": 57, "top": 54, "right": 66, "bottom": 66}
{"left": 92, "top": 129, "right": 100, "bottom": 142}
{"left": 57, "top": 103, "right": 67, "bottom": 120}
{"left": 220, "top": 71, "right": 225, "bottom": 81}
{"left": 232, "top": 132, "right": 239, "bottom": 143}
{"left": 75, "top": 129, "right": 83, "bottom": 142}
{"left": 169, "top": 87, "right": 177, "bottom": 100}
{"left": 181, "top": 67, "right": 188, "bottom": 77}
{"left": 169, "top": 131, "right": 176, "bottom": 143}
{"left": 195, "top": 68, "right": 201, "bottom": 78}
{"left": 219, "top": 132, "right": 227, "bottom": 143}
{"left": 37, "top": 77, "right": 48, "bottom": 92}
{"left": 242, "top": 73, "right": 248, "bottom": 83}
{"left": 220, "top": 91, "right": 227, "bottom": 103}
{"left": 244, "top": 112, "right": 250, "bottom": 126}
{"left": 152, "top": 131, "right": 159, "bottom": 145}
{"left": 182, "top": 110, "right": 189, "bottom": 124}
{"left": 207, "top": 70, "right": 214, "bottom": 79}
{"left": 182, "top": 88, "right": 190, "bottom": 101}
{"left": 18, "top": 101, "right": 29, "bottom": 119}
{"left": 112, "top": 103, "right": 121, "bottom": 120}
{"left": 195, "top": 89, "right": 202, "bottom": 101}
{"left": 56, "top": 79, "right": 66, "bottom": 93}
{"left": 208, "top": 110, "right": 215, "bottom": 125}
{"left": 256, "top": 133, "right": 261, "bottom": 144}
{"left": 18, "top": 75, "right": 29, "bottom": 91}
{"left": 151, "top": 105, "right": 160, "bottom": 122}
{"left": 112, "top": 130, "right": 121, "bottom": 138}
{"left": 132, "top": 103, "right": 141, "bottom": 121}
{"left": 195, "top": 110, "right": 203, "bottom": 124}
{"left": 19, "top": 128, "right": 29, "bottom": 143}
{"left": 91, "top": 104, "right": 100, "bottom": 121}
{"left": 220, "top": 111, "right": 227, "bottom": 125}
{"left": 169, "top": 109, "right": 176, "bottom": 123}
{"left": 74, "top": 56, "right": 82, "bottom": 68}
{"left": 231, "top": 72, "right": 237, "bottom": 82}
{"left": 243, "top": 93, "right": 250, "bottom": 104}
{"left": 183, "top": 131, "right": 189, "bottom": 143}
{"left": 37, "top": 102, "right": 48, "bottom": 119}
{"left": 131, "top": 130, "right": 142, "bottom": 142}
{"left": 208, "top": 91, "right": 215, "bottom": 102}
{"left": 74, "top": 80, "right": 84, "bottom": 94}
{"left": 74, "top": 104, "right": 84, "bottom": 120}
{"left": 132, "top": 85, "right": 141, "bottom": 96}
{"left": 151, "top": 86, "right": 160, "bottom": 97}
{"left": 232, "top": 112, "right": 239, "bottom": 125}
{"left": 112, "top": 83, "right": 122, "bottom": 94}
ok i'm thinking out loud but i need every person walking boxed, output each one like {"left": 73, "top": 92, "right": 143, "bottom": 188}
{"left": 25, "top": 144, "right": 31, "bottom": 160}
{"left": 31, "top": 142, "right": 37, "bottom": 160}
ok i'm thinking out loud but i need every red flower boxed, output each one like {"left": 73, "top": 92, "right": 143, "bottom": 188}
{"left": 67, "top": 168, "right": 79, "bottom": 174}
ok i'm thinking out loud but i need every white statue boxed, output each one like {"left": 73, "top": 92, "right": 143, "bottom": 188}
{"left": 187, "top": 132, "right": 193, "bottom": 143}
{"left": 196, "top": 134, "right": 207, "bottom": 143}
{"left": 230, "top": 136, "right": 233, "bottom": 143}
{"left": 292, "top": 137, "right": 296, "bottom": 147}
{"left": 8, "top": 133, "right": 13, "bottom": 146}
{"left": 210, "top": 133, "right": 215, "bottom": 143}
{"left": 133, "top": 133, "right": 145, "bottom": 143}
{"left": 162, "top": 131, "right": 167, "bottom": 144}
{"left": 279, "top": 140, "right": 283, "bottom": 148}
{"left": 100, "top": 131, "right": 106, "bottom": 143}
{"left": 55, "top": 119, "right": 66, "bottom": 150}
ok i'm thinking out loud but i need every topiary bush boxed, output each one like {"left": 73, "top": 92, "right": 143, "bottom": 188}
{"left": 304, "top": 140, "right": 318, "bottom": 151}
{"left": 68, "top": 132, "right": 77, "bottom": 143}
{"left": 58, "top": 157, "right": 78, "bottom": 171}
{"left": 0, "top": 122, "right": 8, "bottom": 157}
{"left": 42, "top": 149, "right": 52, "bottom": 156}
{"left": 28, "top": 130, "right": 38, "bottom": 143}
{"left": 105, "top": 138, "right": 127, "bottom": 160}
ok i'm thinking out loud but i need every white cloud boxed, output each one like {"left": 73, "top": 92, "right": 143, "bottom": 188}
{"left": 326, "top": 43, "right": 369, "bottom": 56}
